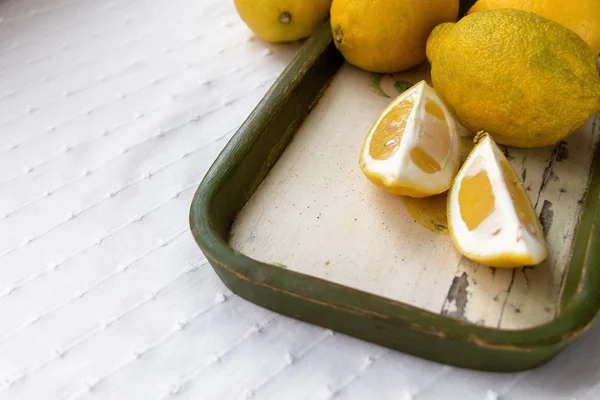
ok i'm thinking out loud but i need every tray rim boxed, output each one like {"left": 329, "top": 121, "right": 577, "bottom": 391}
{"left": 189, "top": 24, "right": 600, "bottom": 371}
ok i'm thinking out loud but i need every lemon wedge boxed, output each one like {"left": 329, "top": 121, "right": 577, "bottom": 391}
{"left": 448, "top": 133, "right": 548, "bottom": 267}
{"left": 359, "top": 81, "right": 460, "bottom": 197}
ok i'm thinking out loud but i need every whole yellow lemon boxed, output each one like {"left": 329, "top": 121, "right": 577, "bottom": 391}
{"left": 330, "top": 0, "right": 458, "bottom": 73}
{"left": 234, "top": 0, "right": 332, "bottom": 43}
{"left": 427, "top": 9, "right": 600, "bottom": 148}
{"left": 469, "top": 0, "right": 600, "bottom": 54}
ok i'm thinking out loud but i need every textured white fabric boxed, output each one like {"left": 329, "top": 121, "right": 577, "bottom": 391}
{"left": 0, "top": 0, "right": 598, "bottom": 399}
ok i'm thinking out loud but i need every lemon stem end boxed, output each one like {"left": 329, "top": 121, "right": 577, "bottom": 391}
{"left": 334, "top": 26, "right": 343, "bottom": 43}
{"left": 474, "top": 131, "right": 489, "bottom": 144}
{"left": 279, "top": 12, "right": 291, "bottom": 25}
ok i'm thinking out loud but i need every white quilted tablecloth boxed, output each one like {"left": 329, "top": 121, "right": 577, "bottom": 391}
{"left": 0, "top": 0, "right": 599, "bottom": 399}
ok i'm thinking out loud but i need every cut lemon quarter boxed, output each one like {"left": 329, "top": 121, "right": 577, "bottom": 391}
{"left": 448, "top": 133, "right": 548, "bottom": 267}
{"left": 359, "top": 81, "right": 460, "bottom": 197}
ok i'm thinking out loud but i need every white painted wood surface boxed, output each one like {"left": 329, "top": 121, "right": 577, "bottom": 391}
{"left": 231, "top": 63, "right": 599, "bottom": 330}
{"left": 1, "top": 0, "right": 599, "bottom": 398}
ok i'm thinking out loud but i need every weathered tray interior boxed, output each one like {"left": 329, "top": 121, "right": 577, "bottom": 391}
{"left": 229, "top": 62, "right": 600, "bottom": 330}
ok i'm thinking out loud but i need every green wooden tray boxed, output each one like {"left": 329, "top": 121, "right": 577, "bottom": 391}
{"left": 190, "top": 20, "right": 600, "bottom": 371}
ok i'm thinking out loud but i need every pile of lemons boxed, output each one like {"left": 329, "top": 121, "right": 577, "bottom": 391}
{"left": 235, "top": 0, "right": 600, "bottom": 268}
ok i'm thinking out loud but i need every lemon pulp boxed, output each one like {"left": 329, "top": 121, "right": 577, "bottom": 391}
{"left": 410, "top": 100, "right": 451, "bottom": 173}
{"left": 369, "top": 100, "right": 412, "bottom": 160}
{"left": 458, "top": 168, "right": 496, "bottom": 231}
